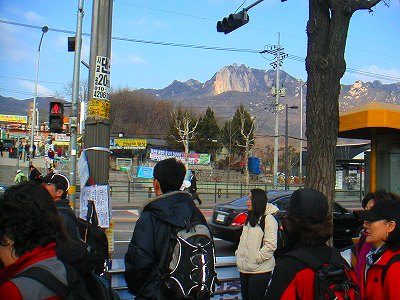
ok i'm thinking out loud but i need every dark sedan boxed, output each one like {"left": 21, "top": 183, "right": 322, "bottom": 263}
{"left": 208, "top": 190, "right": 363, "bottom": 248}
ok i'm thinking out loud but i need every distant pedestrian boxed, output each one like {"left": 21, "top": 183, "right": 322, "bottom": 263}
{"left": 24, "top": 143, "right": 30, "bottom": 162}
{"left": 189, "top": 170, "right": 202, "bottom": 205}
{"left": 28, "top": 165, "right": 42, "bottom": 184}
{"left": 32, "top": 143, "right": 36, "bottom": 158}
{"left": 17, "top": 142, "right": 23, "bottom": 160}
{"left": 13, "top": 170, "right": 27, "bottom": 184}
{"left": 57, "top": 147, "right": 62, "bottom": 157}
{"left": 0, "top": 141, "right": 4, "bottom": 157}
{"left": 236, "top": 188, "right": 278, "bottom": 300}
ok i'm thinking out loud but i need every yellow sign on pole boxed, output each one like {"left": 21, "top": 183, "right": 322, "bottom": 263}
{"left": 87, "top": 99, "right": 110, "bottom": 119}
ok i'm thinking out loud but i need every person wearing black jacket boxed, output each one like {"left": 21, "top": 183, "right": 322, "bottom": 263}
{"left": 124, "top": 158, "right": 207, "bottom": 300}
{"left": 42, "top": 173, "right": 81, "bottom": 241}
{"left": 29, "top": 164, "right": 42, "bottom": 184}
{"left": 265, "top": 188, "right": 357, "bottom": 299}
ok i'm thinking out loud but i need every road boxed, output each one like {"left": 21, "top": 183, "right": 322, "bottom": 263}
{"left": 111, "top": 208, "right": 238, "bottom": 259}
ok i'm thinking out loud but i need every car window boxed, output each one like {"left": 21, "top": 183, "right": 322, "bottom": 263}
{"left": 229, "top": 196, "right": 247, "bottom": 206}
{"left": 333, "top": 202, "right": 344, "bottom": 214}
{"left": 271, "top": 196, "right": 291, "bottom": 211}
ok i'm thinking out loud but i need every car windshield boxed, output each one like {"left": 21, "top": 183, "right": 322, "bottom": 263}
{"left": 228, "top": 191, "right": 293, "bottom": 207}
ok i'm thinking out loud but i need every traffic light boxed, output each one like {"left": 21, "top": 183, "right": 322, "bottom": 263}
{"left": 49, "top": 102, "right": 64, "bottom": 133}
{"left": 217, "top": 10, "right": 249, "bottom": 34}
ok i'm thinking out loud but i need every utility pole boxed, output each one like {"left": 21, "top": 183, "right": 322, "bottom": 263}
{"left": 69, "top": 0, "right": 84, "bottom": 208}
{"left": 85, "top": 0, "right": 113, "bottom": 185}
{"left": 260, "top": 33, "right": 288, "bottom": 186}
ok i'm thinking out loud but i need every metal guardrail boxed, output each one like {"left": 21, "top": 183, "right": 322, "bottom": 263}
{"left": 108, "top": 179, "right": 363, "bottom": 205}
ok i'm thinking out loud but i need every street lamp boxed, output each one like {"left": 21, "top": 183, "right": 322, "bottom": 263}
{"left": 285, "top": 104, "right": 298, "bottom": 190}
{"left": 298, "top": 80, "right": 306, "bottom": 183}
{"left": 30, "top": 26, "right": 48, "bottom": 161}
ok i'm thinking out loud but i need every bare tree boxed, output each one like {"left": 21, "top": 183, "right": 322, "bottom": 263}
{"left": 236, "top": 110, "right": 255, "bottom": 185}
{"left": 171, "top": 109, "right": 199, "bottom": 174}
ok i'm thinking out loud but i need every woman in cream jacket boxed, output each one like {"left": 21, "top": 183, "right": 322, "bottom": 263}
{"left": 235, "top": 188, "right": 279, "bottom": 300}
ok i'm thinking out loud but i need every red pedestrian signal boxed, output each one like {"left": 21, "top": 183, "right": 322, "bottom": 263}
{"left": 49, "top": 102, "right": 64, "bottom": 133}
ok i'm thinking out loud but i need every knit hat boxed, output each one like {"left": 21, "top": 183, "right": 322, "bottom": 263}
{"left": 288, "top": 188, "right": 329, "bottom": 224}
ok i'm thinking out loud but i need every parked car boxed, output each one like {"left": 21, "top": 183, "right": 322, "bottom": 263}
{"left": 208, "top": 190, "right": 363, "bottom": 248}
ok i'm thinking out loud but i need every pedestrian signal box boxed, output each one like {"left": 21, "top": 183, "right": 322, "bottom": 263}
{"left": 49, "top": 102, "right": 64, "bottom": 133}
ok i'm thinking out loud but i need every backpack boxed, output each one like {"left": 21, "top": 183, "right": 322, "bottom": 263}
{"left": 381, "top": 254, "right": 400, "bottom": 284}
{"left": 77, "top": 200, "right": 110, "bottom": 275}
{"left": 16, "top": 263, "right": 93, "bottom": 300}
{"left": 56, "top": 203, "right": 108, "bottom": 275}
{"left": 284, "top": 248, "right": 359, "bottom": 300}
{"left": 159, "top": 221, "right": 218, "bottom": 299}
{"left": 259, "top": 214, "right": 286, "bottom": 251}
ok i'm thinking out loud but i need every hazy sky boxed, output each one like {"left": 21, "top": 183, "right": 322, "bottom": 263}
{"left": 1, "top": 0, "right": 399, "bottom": 100}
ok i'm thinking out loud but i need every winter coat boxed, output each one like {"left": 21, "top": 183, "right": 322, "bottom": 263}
{"left": 56, "top": 199, "right": 82, "bottom": 241}
{"left": 13, "top": 172, "right": 27, "bottom": 184}
{"left": 236, "top": 203, "right": 279, "bottom": 274}
{"left": 264, "top": 244, "right": 355, "bottom": 300}
{"left": 124, "top": 190, "right": 207, "bottom": 299}
{"left": 0, "top": 243, "right": 65, "bottom": 300}
{"left": 360, "top": 248, "right": 400, "bottom": 300}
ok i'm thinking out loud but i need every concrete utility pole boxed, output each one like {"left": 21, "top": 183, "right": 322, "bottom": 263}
{"left": 260, "top": 33, "right": 288, "bottom": 186}
{"left": 69, "top": 0, "right": 85, "bottom": 208}
{"left": 85, "top": 0, "right": 113, "bottom": 184}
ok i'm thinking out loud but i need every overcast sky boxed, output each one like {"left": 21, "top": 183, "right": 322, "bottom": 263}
{"left": 0, "top": 0, "right": 399, "bottom": 100}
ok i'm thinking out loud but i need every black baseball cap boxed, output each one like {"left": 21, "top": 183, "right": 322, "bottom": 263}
{"left": 42, "top": 173, "right": 70, "bottom": 191}
{"left": 355, "top": 200, "right": 400, "bottom": 224}
{"left": 287, "top": 188, "right": 329, "bottom": 224}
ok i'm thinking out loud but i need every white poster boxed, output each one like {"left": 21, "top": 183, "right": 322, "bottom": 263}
{"left": 93, "top": 56, "right": 111, "bottom": 100}
{"left": 77, "top": 150, "right": 89, "bottom": 188}
{"left": 79, "top": 185, "right": 110, "bottom": 228}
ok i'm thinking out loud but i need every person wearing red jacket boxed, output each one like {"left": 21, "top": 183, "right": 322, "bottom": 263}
{"left": 355, "top": 193, "right": 400, "bottom": 300}
{"left": 0, "top": 183, "right": 90, "bottom": 299}
{"left": 264, "top": 188, "right": 358, "bottom": 299}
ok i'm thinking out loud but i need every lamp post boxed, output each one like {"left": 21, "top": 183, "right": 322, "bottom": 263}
{"left": 285, "top": 104, "right": 298, "bottom": 190}
{"left": 30, "top": 26, "right": 48, "bottom": 162}
{"left": 299, "top": 80, "right": 306, "bottom": 184}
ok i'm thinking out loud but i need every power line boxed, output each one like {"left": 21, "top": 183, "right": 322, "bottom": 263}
{"left": 1, "top": 19, "right": 400, "bottom": 85}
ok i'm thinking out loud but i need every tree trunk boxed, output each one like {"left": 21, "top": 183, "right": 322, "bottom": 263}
{"left": 305, "top": 0, "right": 353, "bottom": 211}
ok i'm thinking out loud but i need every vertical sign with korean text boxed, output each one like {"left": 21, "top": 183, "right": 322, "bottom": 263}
{"left": 88, "top": 56, "right": 111, "bottom": 119}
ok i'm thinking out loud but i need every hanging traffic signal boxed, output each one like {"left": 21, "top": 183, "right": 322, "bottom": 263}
{"left": 217, "top": 10, "right": 249, "bottom": 34}
{"left": 49, "top": 102, "right": 64, "bottom": 133}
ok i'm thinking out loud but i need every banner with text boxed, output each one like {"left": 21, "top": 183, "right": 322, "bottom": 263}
{"left": 150, "top": 148, "right": 211, "bottom": 165}
{"left": 110, "top": 138, "right": 147, "bottom": 150}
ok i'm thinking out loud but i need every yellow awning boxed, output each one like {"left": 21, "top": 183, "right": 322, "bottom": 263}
{"left": 339, "top": 102, "right": 400, "bottom": 139}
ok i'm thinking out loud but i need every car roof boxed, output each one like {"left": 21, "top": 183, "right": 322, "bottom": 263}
{"left": 228, "top": 190, "right": 294, "bottom": 206}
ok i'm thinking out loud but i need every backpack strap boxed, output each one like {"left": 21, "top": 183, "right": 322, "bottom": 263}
{"left": 381, "top": 254, "right": 400, "bottom": 284}
{"left": 16, "top": 266, "right": 69, "bottom": 299}
{"left": 283, "top": 248, "right": 323, "bottom": 270}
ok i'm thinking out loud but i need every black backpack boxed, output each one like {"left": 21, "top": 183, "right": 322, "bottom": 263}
{"left": 77, "top": 200, "right": 109, "bottom": 274}
{"left": 259, "top": 214, "right": 286, "bottom": 251}
{"left": 57, "top": 201, "right": 109, "bottom": 275}
{"left": 284, "top": 248, "right": 359, "bottom": 300}
{"left": 159, "top": 221, "right": 218, "bottom": 299}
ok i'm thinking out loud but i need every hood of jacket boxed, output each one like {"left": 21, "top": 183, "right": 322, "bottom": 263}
{"left": 140, "top": 191, "right": 197, "bottom": 227}
{"left": 265, "top": 203, "right": 279, "bottom": 215}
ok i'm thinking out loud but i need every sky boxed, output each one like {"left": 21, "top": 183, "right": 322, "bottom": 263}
{"left": 0, "top": 0, "right": 399, "bottom": 101}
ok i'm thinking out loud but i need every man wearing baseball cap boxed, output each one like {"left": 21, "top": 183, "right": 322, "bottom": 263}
{"left": 42, "top": 173, "right": 81, "bottom": 240}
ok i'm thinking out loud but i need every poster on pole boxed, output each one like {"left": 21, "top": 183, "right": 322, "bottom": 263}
{"left": 79, "top": 185, "right": 110, "bottom": 228}
{"left": 77, "top": 150, "right": 89, "bottom": 188}
{"left": 93, "top": 56, "right": 110, "bottom": 101}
